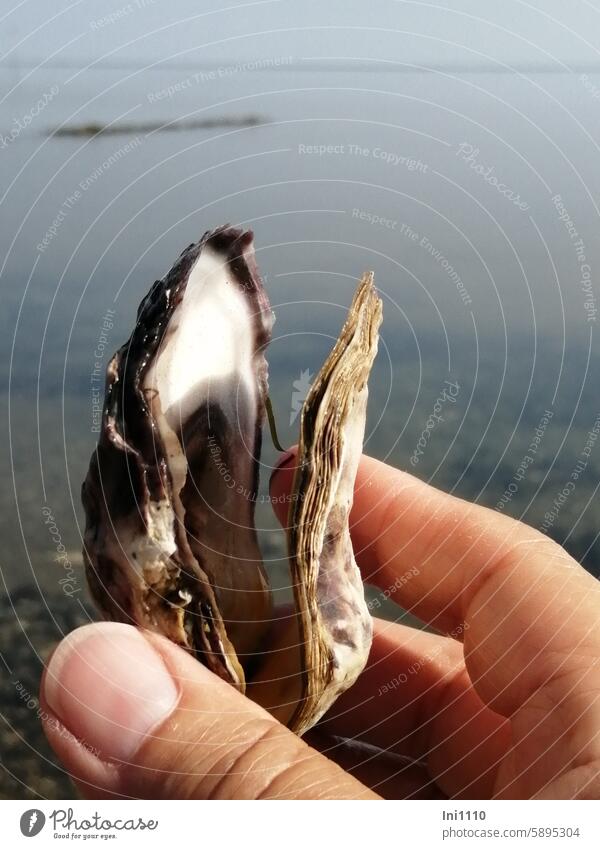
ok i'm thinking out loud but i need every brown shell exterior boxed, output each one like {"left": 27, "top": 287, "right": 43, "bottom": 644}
{"left": 82, "top": 226, "right": 273, "bottom": 688}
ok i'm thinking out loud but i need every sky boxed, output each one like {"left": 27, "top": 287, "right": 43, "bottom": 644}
{"left": 2, "top": 0, "right": 600, "bottom": 71}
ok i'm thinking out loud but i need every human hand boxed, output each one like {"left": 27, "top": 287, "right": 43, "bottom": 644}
{"left": 40, "top": 452, "right": 600, "bottom": 799}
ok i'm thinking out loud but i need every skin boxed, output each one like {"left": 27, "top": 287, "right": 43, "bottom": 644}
{"left": 40, "top": 452, "right": 600, "bottom": 799}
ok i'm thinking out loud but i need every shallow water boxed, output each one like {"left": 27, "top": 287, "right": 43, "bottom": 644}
{"left": 2, "top": 63, "right": 599, "bottom": 605}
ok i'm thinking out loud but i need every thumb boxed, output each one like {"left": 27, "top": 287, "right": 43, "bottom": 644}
{"left": 40, "top": 622, "right": 377, "bottom": 799}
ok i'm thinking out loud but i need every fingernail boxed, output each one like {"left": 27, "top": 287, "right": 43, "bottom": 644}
{"left": 269, "top": 447, "right": 296, "bottom": 488}
{"left": 43, "top": 622, "right": 178, "bottom": 763}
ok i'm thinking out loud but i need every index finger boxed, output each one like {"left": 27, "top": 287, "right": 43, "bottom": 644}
{"left": 270, "top": 450, "right": 600, "bottom": 717}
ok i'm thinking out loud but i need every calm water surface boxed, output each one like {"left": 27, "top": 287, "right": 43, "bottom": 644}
{"left": 1, "top": 65, "right": 599, "bottom": 609}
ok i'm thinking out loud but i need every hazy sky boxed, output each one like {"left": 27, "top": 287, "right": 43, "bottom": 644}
{"left": 2, "top": 0, "right": 600, "bottom": 70}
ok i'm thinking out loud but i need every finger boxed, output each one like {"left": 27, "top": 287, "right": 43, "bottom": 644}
{"left": 40, "top": 622, "right": 378, "bottom": 800}
{"left": 305, "top": 730, "right": 444, "bottom": 799}
{"left": 270, "top": 450, "right": 600, "bottom": 721}
{"left": 319, "top": 618, "right": 510, "bottom": 798}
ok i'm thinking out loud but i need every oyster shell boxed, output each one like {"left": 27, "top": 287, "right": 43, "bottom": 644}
{"left": 82, "top": 225, "right": 382, "bottom": 734}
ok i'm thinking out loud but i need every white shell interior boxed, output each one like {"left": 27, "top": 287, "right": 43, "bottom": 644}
{"left": 144, "top": 245, "right": 257, "bottom": 431}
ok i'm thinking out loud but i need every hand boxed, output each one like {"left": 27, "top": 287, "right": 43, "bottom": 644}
{"left": 40, "top": 452, "right": 600, "bottom": 799}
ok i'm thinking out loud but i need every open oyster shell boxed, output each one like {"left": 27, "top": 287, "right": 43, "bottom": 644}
{"left": 82, "top": 225, "right": 382, "bottom": 734}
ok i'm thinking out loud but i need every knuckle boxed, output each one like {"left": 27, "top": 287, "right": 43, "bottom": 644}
{"left": 177, "top": 720, "right": 301, "bottom": 800}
